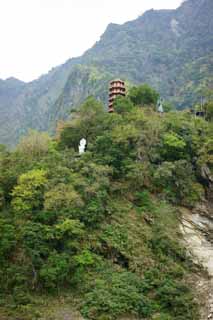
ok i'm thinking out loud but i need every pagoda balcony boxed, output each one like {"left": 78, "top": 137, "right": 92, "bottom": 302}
{"left": 109, "top": 84, "right": 125, "bottom": 90}
{"left": 109, "top": 88, "right": 126, "bottom": 93}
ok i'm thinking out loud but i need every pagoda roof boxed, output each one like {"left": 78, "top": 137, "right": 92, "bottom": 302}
{"left": 110, "top": 79, "right": 125, "bottom": 83}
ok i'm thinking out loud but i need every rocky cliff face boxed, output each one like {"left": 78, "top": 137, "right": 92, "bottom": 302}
{"left": 181, "top": 199, "right": 213, "bottom": 319}
{"left": 0, "top": 0, "right": 212, "bottom": 146}
{"left": 180, "top": 160, "right": 213, "bottom": 319}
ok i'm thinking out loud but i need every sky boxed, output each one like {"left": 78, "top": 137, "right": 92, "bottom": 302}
{"left": 0, "top": 0, "right": 182, "bottom": 82}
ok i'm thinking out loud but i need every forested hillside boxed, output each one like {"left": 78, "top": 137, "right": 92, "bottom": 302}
{"left": 0, "top": 85, "right": 213, "bottom": 319}
{"left": 0, "top": 0, "right": 212, "bottom": 146}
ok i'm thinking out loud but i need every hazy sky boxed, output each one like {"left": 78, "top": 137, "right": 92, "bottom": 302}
{"left": 0, "top": 0, "right": 182, "bottom": 82}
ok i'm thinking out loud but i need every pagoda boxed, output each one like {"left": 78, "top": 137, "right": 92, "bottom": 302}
{"left": 108, "top": 79, "right": 126, "bottom": 112}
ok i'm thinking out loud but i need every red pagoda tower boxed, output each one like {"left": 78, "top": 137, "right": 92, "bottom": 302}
{"left": 108, "top": 79, "right": 126, "bottom": 112}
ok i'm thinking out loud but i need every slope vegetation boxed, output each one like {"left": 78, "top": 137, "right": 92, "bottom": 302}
{"left": 0, "top": 89, "right": 213, "bottom": 319}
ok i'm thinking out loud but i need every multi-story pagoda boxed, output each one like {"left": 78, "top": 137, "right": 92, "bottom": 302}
{"left": 108, "top": 79, "right": 126, "bottom": 112}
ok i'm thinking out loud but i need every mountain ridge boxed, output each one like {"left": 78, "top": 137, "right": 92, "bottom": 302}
{"left": 0, "top": 0, "right": 212, "bottom": 146}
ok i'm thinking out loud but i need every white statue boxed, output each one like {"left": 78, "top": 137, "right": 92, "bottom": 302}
{"left": 79, "top": 138, "right": 87, "bottom": 155}
{"left": 157, "top": 98, "right": 164, "bottom": 114}
{"left": 158, "top": 104, "right": 164, "bottom": 113}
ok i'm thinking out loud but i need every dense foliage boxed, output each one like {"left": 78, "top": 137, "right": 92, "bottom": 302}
{"left": 0, "top": 85, "right": 213, "bottom": 319}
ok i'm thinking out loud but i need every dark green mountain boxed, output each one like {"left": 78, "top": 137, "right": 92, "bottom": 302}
{"left": 0, "top": 0, "right": 212, "bottom": 146}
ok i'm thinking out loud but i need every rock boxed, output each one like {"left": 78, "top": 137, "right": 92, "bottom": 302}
{"left": 180, "top": 206, "right": 213, "bottom": 319}
{"left": 201, "top": 165, "right": 213, "bottom": 184}
{"left": 192, "top": 203, "right": 211, "bottom": 218}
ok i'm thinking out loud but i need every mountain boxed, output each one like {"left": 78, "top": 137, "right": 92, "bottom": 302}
{"left": 0, "top": 0, "right": 212, "bottom": 146}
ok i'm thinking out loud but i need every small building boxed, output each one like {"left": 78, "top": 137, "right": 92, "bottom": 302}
{"left": 190, "top": 108, "right": 206, "bottom": 118}
{"left": 195, "top": 111, "right": 205, "bottom": 117}
{"left": 108, "top": 79, "right": 126, "bottom": 112}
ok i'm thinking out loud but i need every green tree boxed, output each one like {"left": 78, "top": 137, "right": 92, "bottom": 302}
{"left": 154, "top": 160, "right": 203, "bottom": 205}
{"left": 39, "top": 252, "right": 71, "bottom": 289}
{"left": 59, "top": 96, "right": 106, "bottom": 150}
{"left": 128, "top": 84, "right": 159, "bottom": 106}
{"left": 17, "top": 130, "right": 51, "bottom": 159}
{"left": 0, "top": 218, "right": 16, "bottom": 260}
{"left": 12, "top": 169, "right": 47, "bottom": 216}
{"left": 204, "top": 100, "right": 213, "bottom": 121}
{"left": 161, "top": 132, "right": 187, "bottom": 161}
{"left": 113, "top": 96, "right": 134, "bottom": 115}
{"left": 44, "top": 183, "right": 83, "bottom": 215}
{"left": 163, "top": 101, "right": 175, "bottom": 112}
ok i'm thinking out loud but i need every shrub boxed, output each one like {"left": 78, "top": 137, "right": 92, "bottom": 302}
{"left": 128, "top": 84, "right": 159, "bottom": 106}
{"left": 39, "top": 252, "right": 71, "bottom": 290}
{"left": 81, "top": 272, "right": 153, "bottom": 319}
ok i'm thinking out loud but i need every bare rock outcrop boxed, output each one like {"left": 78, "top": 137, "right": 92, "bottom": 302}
{"left": 180, "top": 202, "right": 213, "bottom": 320}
